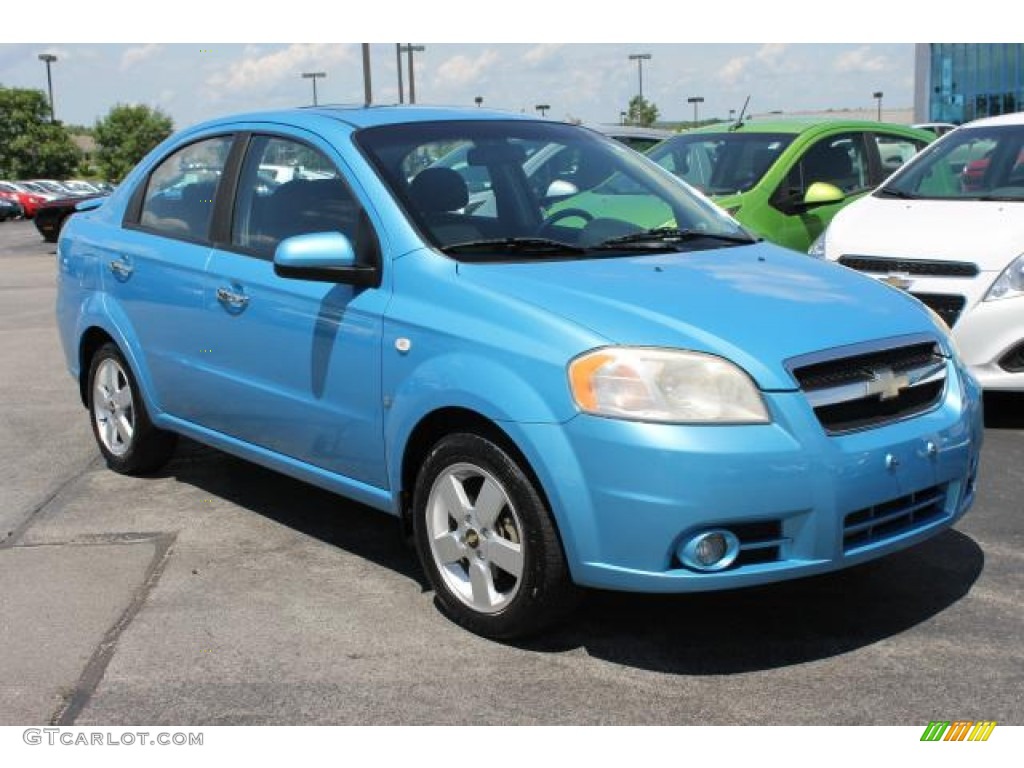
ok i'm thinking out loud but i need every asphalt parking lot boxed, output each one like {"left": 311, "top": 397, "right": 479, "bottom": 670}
{"left": 0, "top": 217, "right": 1021, "bottom": 726}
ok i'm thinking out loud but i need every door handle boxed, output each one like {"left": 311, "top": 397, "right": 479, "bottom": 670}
{"left": 216, "top": 286, "right": 250, "bottom": 311}
{"left": 108, "top": 258, "right": 133, "bottom": 280}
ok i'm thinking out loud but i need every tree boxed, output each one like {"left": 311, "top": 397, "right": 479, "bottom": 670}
{"left": 626, "top": 95, "right": 660, "bottom": 128}
{"left": 0, "top": 86, "right": 81, "bottom": 178}
{"left": 94, "top": 104, "right": 174, "bottom": 182}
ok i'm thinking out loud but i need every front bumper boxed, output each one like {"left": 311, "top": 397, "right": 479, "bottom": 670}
{"left": 516, "top": 362, "right": 982, "bottom": 592}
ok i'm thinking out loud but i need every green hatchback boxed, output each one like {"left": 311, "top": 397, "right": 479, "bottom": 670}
{"left": 644, "top": 119, "right": 935, "bottom": 251}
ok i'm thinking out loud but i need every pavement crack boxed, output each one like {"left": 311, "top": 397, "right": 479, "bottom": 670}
{"left": 0, "top": 454, "right": 101, "bottom": 549}
{"left": 49, "top": 532, "right": 177, "bottom": 726}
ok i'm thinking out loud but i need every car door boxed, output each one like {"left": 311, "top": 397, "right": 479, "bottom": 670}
{"left": 768, "top": 131, "right": 872, "bottom": 252}
{"left": 199, "top": 131, "right": 390, "bottom": 488}
{"left": 102, "top": 133, "right": 234, "bottom": 420}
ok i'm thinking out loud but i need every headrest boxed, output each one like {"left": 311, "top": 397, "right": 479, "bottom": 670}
{"left": 409, "top": 167, "right": 469, "bottom": 213}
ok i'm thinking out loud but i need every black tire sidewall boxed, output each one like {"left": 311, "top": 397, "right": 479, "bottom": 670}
{"left": 412, "top": 432, "right": 572, "bottom": 639}
{"left": 86, "top": 342, "right": 174, "bottom": 474}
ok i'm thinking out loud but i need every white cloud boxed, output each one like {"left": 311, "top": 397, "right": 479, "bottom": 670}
{"left": 756, "top": 44, "right": 788, "bottom": 64}
{"left": 718, "top": 55, "right": 751, "bottom": 87}
{"left": 523, "top": 44, "right": 564, "bottom": 67}
{"left": 120, "top": 44, "right": 162, "bottom": 71}
{"left": 834, "top": 46, "right": 888, "bottom": 73}
{"left": 205, "top": 44, "right": 355, "bottom": 94}
{"left": 434, "top": 50, "right": 499, "bottom": 88}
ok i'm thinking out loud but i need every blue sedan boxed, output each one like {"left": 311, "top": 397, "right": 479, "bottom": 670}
{"left": 56, "top": 106, "right": 983, "bottom": 638}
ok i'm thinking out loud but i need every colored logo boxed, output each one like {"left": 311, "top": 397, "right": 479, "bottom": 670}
{"left": 920, "top": 721, "right": 996, "bottom": 741}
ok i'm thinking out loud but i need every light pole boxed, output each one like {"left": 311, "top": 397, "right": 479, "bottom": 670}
{"left": 361, "top": 44, "right": 372, "bottom": 106}
{"left": 873, "top": 90, "right": 884, "bottom": 121}
{"left": 38, "top": 53, "right": 57, "bottom": 122}
{"left": 396, "top": 44, "right": 404, "bottom": 103}
{"left": 628, "top": 53, "right": 651, "bottom": 100}
{"left": 302, "top": 72, "right": 326, "bottom": 106}
{"left": 535, "top": 104, "right": 550, "bottom": 117}
{"left": 687, "top": 96, "right": 704, "bottom": 127}
{"left": 400, "top": 45, "right": 425, "bottom": 104}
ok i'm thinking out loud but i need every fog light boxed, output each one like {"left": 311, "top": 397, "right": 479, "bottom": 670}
{"left": 678, "top": 529, "right": 740, "bottom": 572}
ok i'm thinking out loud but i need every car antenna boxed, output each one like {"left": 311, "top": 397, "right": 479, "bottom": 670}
{"left": 730, "top": 96, "right": 750, "bottom": 131}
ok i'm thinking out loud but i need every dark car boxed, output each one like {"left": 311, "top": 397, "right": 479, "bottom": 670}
{"left": 0, "top": 194, "right": 24, "bottom": 221}
{"left": 34, "top": 193, "right": 107, "bottom": 242}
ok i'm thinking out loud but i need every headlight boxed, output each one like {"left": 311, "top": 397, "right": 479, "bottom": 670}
{"left": 983, "top": 253, "right": 1024, "bottom": 301}
{"left": 568, "top": 347, "right": 770, "bottom": 424}
{"left": 807, "top": 229, "right": 828, "bottom": 259}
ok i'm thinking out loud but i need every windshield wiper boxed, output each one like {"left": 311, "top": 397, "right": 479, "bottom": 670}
{"left": 875, "top": 186, "right": 919, "bottom": 199}
{"left": 593, "top": 227, "right": 756, "bottom": 250}
{"left": 442, "top": 237, "right": 588, "bottom": 256}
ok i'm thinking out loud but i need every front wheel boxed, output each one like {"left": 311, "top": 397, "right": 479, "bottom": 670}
{"left": 412, "top": 432, "right": 578, "bottom": 639}
{"left": 87, "top": 342, "right": 177, "bottom": 474}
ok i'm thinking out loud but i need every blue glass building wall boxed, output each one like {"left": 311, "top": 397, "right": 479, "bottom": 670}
{"left": 928, "top": 44, "right": 1023, "bottom": 124}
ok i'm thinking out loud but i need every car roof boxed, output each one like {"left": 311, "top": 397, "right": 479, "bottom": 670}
{"left": 961, "top": 112, "right": 1024, "bottom": 128}
{"left": 587, "top": 123, "right": 675, "bottom": 140}
{"left": 193, "top": 104, "right": 541, "bottom": 132}
{"left": 686, "top": 118, "right": 932, "bottom": 137}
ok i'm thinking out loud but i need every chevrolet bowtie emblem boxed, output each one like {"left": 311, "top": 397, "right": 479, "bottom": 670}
{"left": 865, "top": 367, "right": 910, "bottom": 400}
{"left": 881, "top": 272, "right": 913, "bottom": 290}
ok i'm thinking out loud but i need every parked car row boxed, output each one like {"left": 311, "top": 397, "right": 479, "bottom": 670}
{"left": 56, "top": 105, "right": 983, "bottom": 638}
{"left": 0, "top": 177, "right": 114, "bottom": 241}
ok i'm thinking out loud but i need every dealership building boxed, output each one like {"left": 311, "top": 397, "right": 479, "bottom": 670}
{"left": 915, "top": 43, "right": 1024, "bottom": 124}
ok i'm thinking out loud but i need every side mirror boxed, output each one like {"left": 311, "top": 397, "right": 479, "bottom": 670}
{"left": 273, "top": 231, "right": 380, "bottom": 287}
{"left": 801, "top": 181, "right": 845, "bottom": 209}
{"left": 544, "top": 179, "right": 579, "bottom": 201}
{"left": 74, "top": 198, "right": 105, "bottom": 212}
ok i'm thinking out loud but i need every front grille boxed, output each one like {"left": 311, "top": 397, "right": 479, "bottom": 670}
{"left": 912, "top": 293, "right": 966, "bottom": 327}
{"left": 791, "top": 341, "right": 948, "bottom": 434}
{"left": 839, "top": 254, "right": 979, "bottom": 278}
{"left": 843, "top": 485, "right": 948, "bottom": 551}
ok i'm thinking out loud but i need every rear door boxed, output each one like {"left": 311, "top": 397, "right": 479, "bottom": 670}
{"left": 102, "top": 133, "right": 234, "bottom": 419}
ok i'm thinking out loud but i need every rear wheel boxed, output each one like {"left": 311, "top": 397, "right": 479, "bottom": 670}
{"left": 87, "top": 343, "right": 176, "bottom": 474}
{"left": 412, "top": 432, "right": 578, "bottom": 639}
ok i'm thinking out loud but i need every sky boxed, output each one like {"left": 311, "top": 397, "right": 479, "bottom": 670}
{"left": 0, "top": 42, "right": 916, "bottom": 130}
{"left": 0, "top": 0, "right": 1007, "bottom": 131}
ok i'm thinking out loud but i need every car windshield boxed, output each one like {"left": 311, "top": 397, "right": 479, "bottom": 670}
{"left": 879, "top": 124, "right": 1024, "bottom": 201}
{"left": 646, "top": 132, "right": 794, "bottom": 195}
{"left": 355, "top": 120, "right": 752, "bottom": 261}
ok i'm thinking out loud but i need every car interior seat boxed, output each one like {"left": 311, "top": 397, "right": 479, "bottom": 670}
{"left": 408, "top": 167, "right": 481, "bottom": 247}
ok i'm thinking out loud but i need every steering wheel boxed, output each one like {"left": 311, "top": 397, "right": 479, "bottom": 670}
{"left": 537, "top": 208, "right": 594, "bottom": 237}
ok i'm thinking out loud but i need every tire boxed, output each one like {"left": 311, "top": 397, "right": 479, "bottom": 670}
{"left": 412, "top": 432, "right": 579, "bottom": 639}
{"left": 86, "top": 342, "right": 177, "bottom": 474}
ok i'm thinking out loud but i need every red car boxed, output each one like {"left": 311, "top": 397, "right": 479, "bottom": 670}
{"left": 0, "top": 182, "right": 51, "bottom": 218}
{"left": 961, "top": 148, "right": 1024, "bottom": 191}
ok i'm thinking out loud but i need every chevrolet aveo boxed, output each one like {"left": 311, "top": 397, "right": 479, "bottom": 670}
{"left": 56, "top": 107, "right": 983, "bottom": 638}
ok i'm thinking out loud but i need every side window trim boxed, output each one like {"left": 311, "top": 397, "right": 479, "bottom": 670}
{"left": 223, "top": 131, "right": 382, "bottom": 272}
{"left": 123, "top": 132, "right": 237, "bottom": 246}
{"left": 769, "top": 131, "right": 870, "bottom": 211}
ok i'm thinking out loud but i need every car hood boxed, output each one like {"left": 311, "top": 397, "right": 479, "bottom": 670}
{"left": 828, "top": 195, "right": 1024, "bottom": 271}
{"left": 457, "top": 242, "right": 938, "bottom": 390}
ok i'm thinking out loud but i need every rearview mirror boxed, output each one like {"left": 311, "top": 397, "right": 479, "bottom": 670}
{"left": 545, "top": 179, "right": 579, "bottom": 200}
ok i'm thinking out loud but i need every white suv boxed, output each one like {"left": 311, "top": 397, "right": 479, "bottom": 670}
{"left": 811, "top": 112, "right": 1024, "bottom": 391}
